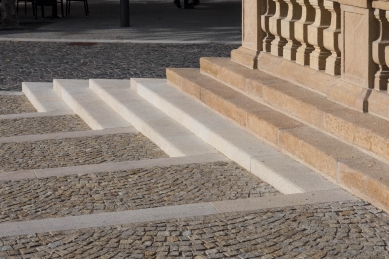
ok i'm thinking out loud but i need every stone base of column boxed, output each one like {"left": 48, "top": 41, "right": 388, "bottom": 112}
{"left": 231, "top": 46, "right": 260, "bottom": 69}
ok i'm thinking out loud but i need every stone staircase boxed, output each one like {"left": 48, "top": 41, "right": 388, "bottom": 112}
{"left": 167, "top": 57, "right": 389, "bottom": 213}
{"left": 21, "top": 60, "right": 389, "bottom": 213}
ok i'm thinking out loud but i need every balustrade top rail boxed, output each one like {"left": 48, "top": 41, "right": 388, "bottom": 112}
{"left": 373, "top": 0, "right": 389, "bottom": 11}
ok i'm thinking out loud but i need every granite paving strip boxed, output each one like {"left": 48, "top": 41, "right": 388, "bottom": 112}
{"left": 0, "top": 96, "right": 36, "bottom": 115}
{"left": 0, "top": 153, "right": 228, "bottom": 181}
{"left": 0, "top": 133, "right": 168, "bottom": 172}
{"left": 0, "top": 161, "right": 279, "bottom": 223}
{"left": 0, "top": 110, "right": 75, "bottom": 120}
{"left": 0, "top": 42, "right": 238, "bottom": 91}
{"left": 0, "top": 190, "right": 356, "bottom": 238}
{"left": 0, "top": 115, "right": 90, "bottom": 137}
{"left": 0, "top": 200, "right": 387, "bottom": 258}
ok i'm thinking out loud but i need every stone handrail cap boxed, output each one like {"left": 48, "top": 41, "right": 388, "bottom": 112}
{"left": 373, "top": 0, "right": 389, "bottom": 10}
{"left": 334, "top": 0, "right": 372, "bottom": 8}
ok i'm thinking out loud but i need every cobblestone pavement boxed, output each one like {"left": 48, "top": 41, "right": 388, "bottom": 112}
{"left": 0, "top": 42, "right": 238, "bottom": 91}
{"left": 0, "top": 133, "right": 168, "bottom": 172}
{"left": 1, "top": 200, "right": 388, "bottom": 259}
{"left": 0, "top": 115, "right": 90, "bottom": 137}
{"left": 0, "top": 96, "right": 36, "bottom": 114}
{"left": 0, "top": 161, "right": 279, "bottom": 223}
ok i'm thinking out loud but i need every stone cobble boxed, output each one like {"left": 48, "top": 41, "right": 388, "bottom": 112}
{"left": 1, "top": 200, "right": 388, "bottom": 258}
{"left": 0, "top": 115, "right": 90, "bottom": 137}
{"left": 0, "top": 133, "right": 168, "bottom": 172}
{"left": 0, "top": 161, "right": 279, "bottom": 223}
{"left": 0, "top": 96, "right": 36, "bottom": 115}
{"left": 0, "top": 42, "right": 238, "bottom": 91}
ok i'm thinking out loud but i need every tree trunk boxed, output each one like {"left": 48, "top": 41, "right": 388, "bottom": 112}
{"left": 1, "top": 0, "right": 19, "bottom": 27}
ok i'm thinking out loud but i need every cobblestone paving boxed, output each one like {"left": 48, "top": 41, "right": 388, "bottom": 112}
{"left": 0, "top": 42, "right": 238, "bottom": 91}
{"left": 0, "top": 161, "right": 279, "bottom": 223}
{"left": 0, "top": 96, "right": 36, "bottom": 115}
{"left": 1, "top": 200, "right": 388, "bottom": 258}
{"left": 0, "top": 133, "right": 168, "bottom": 172}
{"left": 0, "top": 115, "right": 90, "bottom": 137}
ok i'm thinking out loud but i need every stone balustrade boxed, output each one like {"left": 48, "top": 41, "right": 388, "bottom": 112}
{"left": 261, "top": 0, "right": 340, "bottom": 74}
{"left": 372, "top": 1, "right": 389, "bottom": 91}
{"left": 232, "top": 0, "right": 389, "bottom": 116}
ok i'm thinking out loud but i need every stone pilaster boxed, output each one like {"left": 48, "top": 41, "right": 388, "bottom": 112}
{"left": 231, "top": 0, "right": 267, "bottom": 69}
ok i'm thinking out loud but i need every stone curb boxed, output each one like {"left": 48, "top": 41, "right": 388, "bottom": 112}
{"left": 0, "top": 37, "right": 241, "bottom": 45}
{"left": 0, "top": 91, "right": 24, "bottom": 96}
{"left": 0, "top": 189, "right": 357, "bottom": 238}
{"left": 0, "top": 153, "right": 228, "bottom": 181}
{"left": 0, "top": 127, "right": 137, "bottom": 143}
{"left": 0, "top": 110, "right": 75, "bottom": 120}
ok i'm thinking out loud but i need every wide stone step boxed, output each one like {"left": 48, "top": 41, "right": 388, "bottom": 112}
{"left": 89, "top": 79, "right": 217, "bottom": 157}
{"left": 52, "top": 79, "right": 132, "bottom": 130}
{"left": 131, "top": 78, "right": 337, "bottom": 195}
{"left": 166, "top": 68, "right": 389, "bottom": 212}
{"left": 179, "top": 57, "right": 389, "bottom": 164}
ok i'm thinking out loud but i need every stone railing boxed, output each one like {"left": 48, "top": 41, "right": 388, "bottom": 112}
{"left": 231, "top": 0, "right": 389, "bottom": 119}
{"left": 261, "top": 0, "right": 341, "bottom": 75}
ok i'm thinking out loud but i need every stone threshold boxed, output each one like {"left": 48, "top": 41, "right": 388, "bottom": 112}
{"left": 0, "top": 189, "right": 357, "bottom": 238}
{"left": 0, "top": 153, "right": 228, "bottom": 181}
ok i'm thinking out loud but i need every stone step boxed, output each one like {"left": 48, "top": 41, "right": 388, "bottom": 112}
{"left": 89, "top": 79, "right": 217, "bottom": 157}
{"left": 166, "top": 68, "right": 389, "bottom": 213}
{"left": 193, "top": 57, "right": 389, "bottom": 164}
{"left": 131, "top": 78, "right": 337, "bottom": 195}
{"left": 22, "top": 82, "right": 72, "bottom": 113}
{"left": 52, "top": 79, "right": 132, "bottom": 130}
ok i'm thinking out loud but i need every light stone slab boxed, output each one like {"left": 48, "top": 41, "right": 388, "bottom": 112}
{"left": 210, "top": 189, "right": 359, "bottom": 213}
{"left": 53, "top": 79, "right": 132, "bottom": 130}
{"left": 0, "top": 91, "right": 24, "bottom": 96}
{"left": 251, "top": 155, "right": 339, "bottom": 194}
{"left": 0, "top": 189, "right": 358, "bottom": 238}
{"left": 0, "top": 203, "right": 219, "bottom": 238}
{"left": 0, "top": 110, "right": 75, "bottom": 120}
{"left": 209, "top": 128, "right": 280, "bottom": 171}
{"left": 0, "top": 127, "right": 137, "bottom": 143}
{"left": 134, "top": 80, "right": 238, "bottom": 142}
{"left": 89, "top": 79, "right": 217, "bottom": 157}
{"left": 0, "top": 153, "right": 228, "bottom": 181}
{"left": 22, "top": 82, "right": 73, "bottom": 112}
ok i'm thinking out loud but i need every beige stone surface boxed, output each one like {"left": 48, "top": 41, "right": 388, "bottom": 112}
{"left": 262, "top": 83, "right": 344, "bottom": 128}
{"left": 373, "top": 0, "right": 389, "bottom": 10}
{"left": 368, "top": 89, "right": 389, "bottom": 118}
{"left": 341, "top": 5, "right": 376, "bottom": 90}
{"left": 325, "top": 108, "right": 389, "bottom": 161}
{"left": 247, "top": 110, "right": 303, "bottom": 145}
{"left": 279, "top": 126, "right": 365, "bottom": 179}
{"left": 199, "top": 57, "right": 220, "bottom": 78}
{"left": 336, "top": 0, "right": 372, "bottom": 8}
{"left": 327, "top": 80, "right": 370, "bottom": 112}
{"left": 257, "top": 52, "right": 340, "bottom": 96}
{"left": 338, "top": 156, "right": 389, "bottom": 212}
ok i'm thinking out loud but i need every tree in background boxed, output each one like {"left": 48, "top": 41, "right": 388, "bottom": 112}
{"left": 1, "top": 0, "right": 19, "bottom": 27}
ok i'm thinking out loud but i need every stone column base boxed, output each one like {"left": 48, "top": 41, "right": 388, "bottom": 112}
{"left": 231, "top": 46, "right": 260, "bottom": 69}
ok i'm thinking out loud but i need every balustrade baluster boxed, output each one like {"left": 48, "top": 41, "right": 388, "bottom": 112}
{"left": 261, "top": 0, "right": 276, "bottom": 53}
{"left": 307, "top": 0, "right": 331, "bottom": 70}
{"left": 281, "top": 0, "right": 302, "bottom": 60}
{"left": 269, "top": 0, "right": 288, "bottom": 56}
{"left": 322, "top": 0, "right": 341, "bottom": 75}
{"left": 372, "top": 9, "right": 389, "bottom": 91}
{"left": 295, "top": 0, "right": 315, "bottom": 65}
